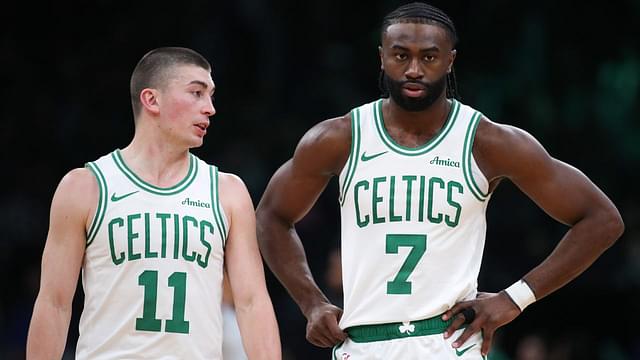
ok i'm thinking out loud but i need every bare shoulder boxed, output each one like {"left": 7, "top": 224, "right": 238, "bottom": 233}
{"left": 51, "top": 167, "right": 99, "bottom": 230}
{"left": 473, "top": 116, "right": 551, "bottom": 183}
{"left": 475, "top": 116, "right": 537, "bottom": 150}
{"left": 61, "top": 167, "right": 97, "bottom": 186}
{"left": 217, "top": 172, "right": 253, "bottom": 213}
{"left": 298, "top": 113, "right": 351, "bottom": 147}
{"left": 56, "top": 168, "right": 98, "bottom": 204}
{"left": 216, "top": 172, "right": 256, "bottom": 241}
{"left": 294, "top": 113, "right": 352, "bottom": 176}
{"left": 218, "top": 172, "right": 250, "bottom": 197}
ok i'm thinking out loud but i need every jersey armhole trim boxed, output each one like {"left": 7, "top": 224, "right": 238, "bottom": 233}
{"left": 85, "top": 162, "right": 108, "bottom": 247}
{"left": 210, "top": 166, "right": 228, "bottom": 248}
{"left": 462, "top": 112, "right": 489, "bottom": 202}
{"left": 339, "top": 108, "right": 361, "bottom": 206}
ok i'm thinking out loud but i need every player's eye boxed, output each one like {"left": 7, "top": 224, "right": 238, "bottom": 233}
{"left": 394, "top": 53, "right": 407, "bottom": 61}
{"left": 424, "top": 55, "right": 435, "bottom": 62}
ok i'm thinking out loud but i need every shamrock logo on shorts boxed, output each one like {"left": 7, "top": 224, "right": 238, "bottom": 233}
{"left": 398, "top": 321, "right": 415, "bottom": 334}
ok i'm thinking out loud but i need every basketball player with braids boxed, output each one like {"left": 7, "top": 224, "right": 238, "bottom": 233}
{"left": 27, "top": 47, "right": 281, "bottom": 359}
{"left": 256, "top": 2, "right": 623, "bottom": 358}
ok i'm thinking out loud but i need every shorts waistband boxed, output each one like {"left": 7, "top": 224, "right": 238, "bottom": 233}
{"left": 346, "top": 314, "right": 453, "bottom": 343}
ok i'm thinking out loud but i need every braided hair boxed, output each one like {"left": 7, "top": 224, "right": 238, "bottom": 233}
{"left": 378, "top": 2, "right": 459, "bottom": 99}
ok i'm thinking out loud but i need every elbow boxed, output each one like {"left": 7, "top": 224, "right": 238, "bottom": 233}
{"left": 255, "top": 204, "right": 271, "bottom": 239}
{"left": 255, "top": 202, "right": 277, "bottom": 233}
{"left": 254, "top": 205, "right": 283, "bottom": 257}
{"left": 610, "top": 212, "right": 625, "bottom": 242}
{"left": 600, "top": 207, "right": 624, "bottom": 248}
{"left": 255, "top": 203, "right": 293, "bottom": 238}
{"left": 234, "top": 292, "right": 270, "bottom": 317}
{"left": 255, "top": 202, "right": 267, "bottom": 225}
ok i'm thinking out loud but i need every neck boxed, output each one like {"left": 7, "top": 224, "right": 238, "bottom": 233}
{"left": 385, "top": 93, "right": 451, "bottom": 135}
{"left": 120, "top": 119, "right": 192, "bottom": 188}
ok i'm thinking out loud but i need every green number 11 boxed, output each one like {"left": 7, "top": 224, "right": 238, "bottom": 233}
{"left": 136, "top": 270, "right": 190, "bottom": 334}
{"left": 386, "top": 234, "right": 427, "bottom": 295}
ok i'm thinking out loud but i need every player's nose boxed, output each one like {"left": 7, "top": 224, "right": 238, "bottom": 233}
{"left": 203, "top": 97, "right": 216, "bottom": 116}
{"left": 404, "top": 58, "right": 423, "bottom": 79}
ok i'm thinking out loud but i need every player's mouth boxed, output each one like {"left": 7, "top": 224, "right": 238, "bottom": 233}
{"left": 194, "top": 122, "right": 209, "bottom": 136}
{"left": 401, "top": 82, "right": 426, "bottom": 98}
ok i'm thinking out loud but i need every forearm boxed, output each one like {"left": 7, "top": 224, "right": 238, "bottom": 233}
{"left": 257, "top": 213, "right": 331, "bottom": 316}
{"left": 27, "top": 297, "right": 72, "bottom": 359}
{"left": 522, "top": 209, "right": 623, "bottom": 300}
{"left": 235, "top": 294, "right": 282, "bottom": 360}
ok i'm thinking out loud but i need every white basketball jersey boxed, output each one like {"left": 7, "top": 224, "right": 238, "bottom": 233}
{"left": 76, "top": 150, "right": 229, "bottom": 359}
{"left": 338, "top": 99, "right": 491, "bottom": 329}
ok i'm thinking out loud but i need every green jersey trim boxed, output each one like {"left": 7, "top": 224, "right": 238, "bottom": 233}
{"left": 462, "top": 112, "right": 489, "bottom": 201}
{"left": 332, "top": 341, "right": 345, "bottom": 360}
{"left": 339, "top": 108, "right": 361, "bottom": 206}
{"left": 374, "top": 99, "right": 460, "bottom": 156}
{"left": 210, "top": 166, "right": 228, "bottom": 247}
{"left": 346, "top": 313, "right": 457, "bottom": 343}
{"left": 85, "top": 162, "right": 108, "bottom": 246}
{"left": 111, "top": 150, "right": 198, "bottom": 195}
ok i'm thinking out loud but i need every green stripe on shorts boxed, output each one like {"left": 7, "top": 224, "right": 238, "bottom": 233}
{"left": 346, "top": 313, "right": 455, "bottom": 343}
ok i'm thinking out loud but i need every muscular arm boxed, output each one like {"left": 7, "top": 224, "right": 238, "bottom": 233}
{"left": 476, "top": 119, "right": 624, "bottom": 298}
{"left": 220, "top": 173, "right": 281, "bottom": 359}
{"left": 445, "top": 118, "right": 624, "bottom": 355}
{"left": 256, "top": 115, "right": 351, "bottom": 347}
{"left": 27, "top": 168, "right": 95, "bottom": 359}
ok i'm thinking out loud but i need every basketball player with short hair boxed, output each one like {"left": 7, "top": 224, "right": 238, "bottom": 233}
{"left": 26, "top": 47, "right": 281, "bottom": 359}
{"left": 256, "top": 3, "right": 623, "bottom": 358}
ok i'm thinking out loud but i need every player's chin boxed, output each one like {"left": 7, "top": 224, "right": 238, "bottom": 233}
{"left": 187, "top": 136, "right": 205, "bottom": 148}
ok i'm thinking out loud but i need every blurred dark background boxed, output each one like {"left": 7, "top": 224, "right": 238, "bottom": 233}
{"left": 1, "top": 0, "right": 639, "bottom": 359}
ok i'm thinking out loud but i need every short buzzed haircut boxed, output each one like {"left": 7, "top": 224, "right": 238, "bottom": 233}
{"left": 130, "top": 47, "right": 211, "bottom": 117}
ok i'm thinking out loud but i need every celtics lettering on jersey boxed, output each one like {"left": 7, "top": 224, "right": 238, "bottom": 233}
{"left": 107, "top": 211, "right": 214, "bottom": 268}
{"left": 336, "top": 100, "right": 490, "bottom": 329}
{"left": 78, "top": 152, "right": 228, "bottom": 358}
{"left": 350, "top": 174, "right": 464, "bottom": 295}
{"left": 104, "top": 197, "right": 220, "bottom": 335}
{"left": 353, "top": 175, "right": 463, "bottom": 228}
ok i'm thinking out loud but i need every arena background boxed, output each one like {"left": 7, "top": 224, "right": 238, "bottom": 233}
{"left": 1, "top": 1, "right": 638, "bottom": 359}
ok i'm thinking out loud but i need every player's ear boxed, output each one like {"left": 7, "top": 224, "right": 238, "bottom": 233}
{"left": 447, "top": 49, "right": 457, "bottom": 74}
{"left": 140, "top": 88, "right": 161, "bottom": 115}
{"left": 378, "top": 45, "right": 384, "bottom": 70}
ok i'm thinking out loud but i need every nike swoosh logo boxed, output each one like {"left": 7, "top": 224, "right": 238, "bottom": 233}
{"left": 455, "top": 344, "right": 475, "bottom": 356}
{"left": 360, "top": 151, "right": 388, "bottom": 162}
{"left": 111, "top": 191, "right": 139, "bottom": 202}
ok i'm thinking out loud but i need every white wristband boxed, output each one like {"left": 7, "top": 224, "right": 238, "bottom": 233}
{"left": 504, "top": 280, "right": 536, "bottom": 311}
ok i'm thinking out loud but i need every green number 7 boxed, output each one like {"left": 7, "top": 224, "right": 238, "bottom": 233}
{"left": 386, "top": 234, "right": 426, "bottom": 295}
